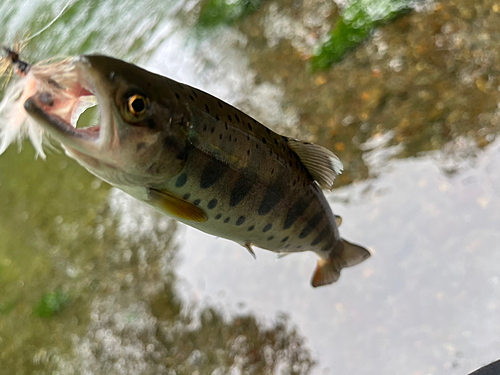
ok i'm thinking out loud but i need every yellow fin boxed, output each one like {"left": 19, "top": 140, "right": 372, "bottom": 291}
{"left": 150, "top": 189, "right": 207, "bottom": 222}
{"left": 335, "top": 215, "right": 342, "bottom": 227}
{"left": 311, "top": 239, "right": 370, "bottom": 287}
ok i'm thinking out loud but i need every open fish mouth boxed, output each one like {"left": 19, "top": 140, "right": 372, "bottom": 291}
{"left": 20, "top": 56, "right": 112, "bottom": 156}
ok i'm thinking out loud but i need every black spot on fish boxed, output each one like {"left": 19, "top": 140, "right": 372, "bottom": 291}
{"left": 281, "top": 236, "right": 289, "bottom": 242}
{"left": 262, "top": 138, "right": 267, "bottom": 144}
{"left": 267, "top": 236, "right": 274, "bottom": 241}
{"left": 215, "top": 114, "right": 220, "bottom": 121}
{"left": 299, "top": 212, "right": 324, "bottom": 239}
{"left": 283, "top": 195, "right": 314, "bottom": 229}
{"left": 263, "top": 224, "right": 272, "bottom": 232}
{"left": 311, "top": 226, "right": 330, "bottom": 246}
{"left": 177, "top": 83, "right": 184, "bottom": 90}
{"left": 230, "top": 176, "right": 252, "bottom": 207}
{"left": 235, "top": 114, "right": 240, "bottom": 122}
{"left": 224, "top": 217, "right": 230, "bottom": 223}
{"left": 203, "top": 125, "right": 207, "bottom": 131}
{"left": 183, "top": 193, "right": 191, "bottom": 200}
{"left": 211, "top": 127, "right": 215, "bottom": 134}
{"left": 229, "top": 135, "right": 232, "bottom": 141}
{"left": 247, "top": 136, "right": 250, "bottom": 141}
{"left": 247, "top": 150, "right": 250, "bottom": 155}
{"left": 136, "top": 142, "right": 146, "bottom": 152}
{"left": 284, "top": 244, "right": 290, "bottom": 249}
{"left": 175, "top": 93, "right": 180, "bottom": 99}
{"left": 208, "top": 199, "right": 217, "bottom": 209}
{"left": 228, "top": 114, "right": 232, "bottom": 121}
{"left": 200, "top": 160, "right": 225, "bottom": 189}
{"left": 147, "top": 118, "right": 156, "bottom": 130}
{"left": 175, "top": 173, "right": 187, "bottom": 188}
{"left": 225, "top": 122, "right": 228, "bottom": 130}
{"left": 248, "top": 225, "right": 254, "bottom": 231}
{"left": 219, "top": 134, "right": 223, "bottom": 140}
{"left": 289, "top": 160, "right": 293, "bottom": 168}
{"left": 236, "top": 216, "right": 245, "bottom": 226}
{"left": 205, "top": 104, "right": 210, "bottom": 114}
{"left": 189, "top": 95, "right": 195, "bottom": 101}
{"left": 266, "top": 128, "right": 271, "bottom": 135}
{"left": 234, "top": 138, "right": 237, "bottom": 143}
{"left": 215, "top": 214, "right": 222, "bottom": 220}
{"left": 192, "top": 90, "right": 198, "bottom": 98}
{"left": 218, "top": 100, "right": 223, "bottom": 108}
{"left": 274, "top": 139, "right": 278, "bottom": 146}
{"left": 271, "top": 169, "right": 274, "bottom": 175}
{"left": 282, "top": 136, "right": 288, "bottom": 142}
{"left": 258, "top": 185, "right": 283, "bottom": 216}
{"left": 193, "top": 199, "right": 201, "bottom": 206}
{"left": 248, "top": 122, "right": 253, "bottom": 131}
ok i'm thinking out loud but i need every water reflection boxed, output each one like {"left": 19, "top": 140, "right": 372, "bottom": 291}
{"left": 1, "top": 0, "right": 500, "bottom": 373}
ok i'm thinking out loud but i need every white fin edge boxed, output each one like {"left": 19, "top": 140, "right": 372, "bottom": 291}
{"left": 287, "top": 139, "right": 343, "bottom": 190}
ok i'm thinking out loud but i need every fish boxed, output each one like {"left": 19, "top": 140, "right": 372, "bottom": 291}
{"left": 3, "top": 53, "right": 370, "bottom": 287}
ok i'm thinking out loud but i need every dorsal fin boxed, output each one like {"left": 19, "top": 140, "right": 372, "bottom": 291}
{"left": 287, "top": 139, "right": 343, "bottom": 190}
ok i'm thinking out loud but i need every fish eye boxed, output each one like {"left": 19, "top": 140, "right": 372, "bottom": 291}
{"left": 127, "top": 94, "right": 148, "bottom": 116}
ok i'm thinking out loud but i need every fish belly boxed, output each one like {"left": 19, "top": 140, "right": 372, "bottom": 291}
{"left": 156, "top": 147, "right": 340, "bottom": 255}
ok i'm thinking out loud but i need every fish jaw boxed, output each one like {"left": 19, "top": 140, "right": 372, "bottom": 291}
{"left": 22, "top": 55, "right": 188, "bottom": 187}
{"left": 22, "top": 56, "right": 115, "bottom": 160}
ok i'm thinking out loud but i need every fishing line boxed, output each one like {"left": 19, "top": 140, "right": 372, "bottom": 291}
{"left": 22, "top": 0, "right": 77, "bottom": 43}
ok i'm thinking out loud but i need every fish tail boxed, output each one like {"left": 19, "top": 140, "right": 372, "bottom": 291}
{"left": 311, "top": 239, "right": 370, "bottom": 287}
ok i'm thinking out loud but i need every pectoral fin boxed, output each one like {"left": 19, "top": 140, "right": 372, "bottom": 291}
{"left": 149, "top": 189, "right": 207, "bottom": 222}
{"left": 335, "top": 215, "right": 342, "bottom": 227}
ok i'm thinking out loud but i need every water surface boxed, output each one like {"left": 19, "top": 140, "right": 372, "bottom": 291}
{"left": 1, "top": 0, "right": 500, "bottom": 374}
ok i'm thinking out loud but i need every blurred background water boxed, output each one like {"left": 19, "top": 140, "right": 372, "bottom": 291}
{"left": 1, "top": 0, "right": 500, "bottom": 374}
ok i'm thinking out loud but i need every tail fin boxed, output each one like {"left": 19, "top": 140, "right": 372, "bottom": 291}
{"left": 311, "top": 239, "right": 370, "bottom": 288}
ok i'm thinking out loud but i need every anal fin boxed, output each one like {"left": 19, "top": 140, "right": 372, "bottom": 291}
{"left": 277, "top": 252, "right": 291, "bottom": 259}
{"left": 149, "top": 188, "right": 207, "bottom": 222}
{"left": 311, "top": 239, "right": 370, "bottom": 287}
{"left": 244, "top": 243, "right": 256, "bottom": 259}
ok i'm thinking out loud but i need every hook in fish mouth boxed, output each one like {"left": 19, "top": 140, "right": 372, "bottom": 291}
{"left": 21, "top": 56, "right": 114, "bottom": 157}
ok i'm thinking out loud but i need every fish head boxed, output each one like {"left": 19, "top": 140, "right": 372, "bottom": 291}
{"left": 23, "top": 55, "right": 189, "bottom": 186}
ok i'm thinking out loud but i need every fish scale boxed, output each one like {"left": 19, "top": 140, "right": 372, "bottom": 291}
{"left": 10, "top": 54, "right": 370, "bottom": 287}
{"left": 158, "top": 90, "right": 340, "bottom": 255}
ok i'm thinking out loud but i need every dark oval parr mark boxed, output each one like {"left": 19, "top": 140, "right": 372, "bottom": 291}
{"left": 230, "top": 176, "right": 252, "bottom": 207}
{"left": 258, "top": 185, "right": 283, "bottom": 216}
{"left": 200, "top": 160, "right": 225, "bottom": 189}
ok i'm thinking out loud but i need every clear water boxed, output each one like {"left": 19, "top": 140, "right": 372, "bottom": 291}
{"left": 1, "top": 0, "right": 499, "bottom": 374}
